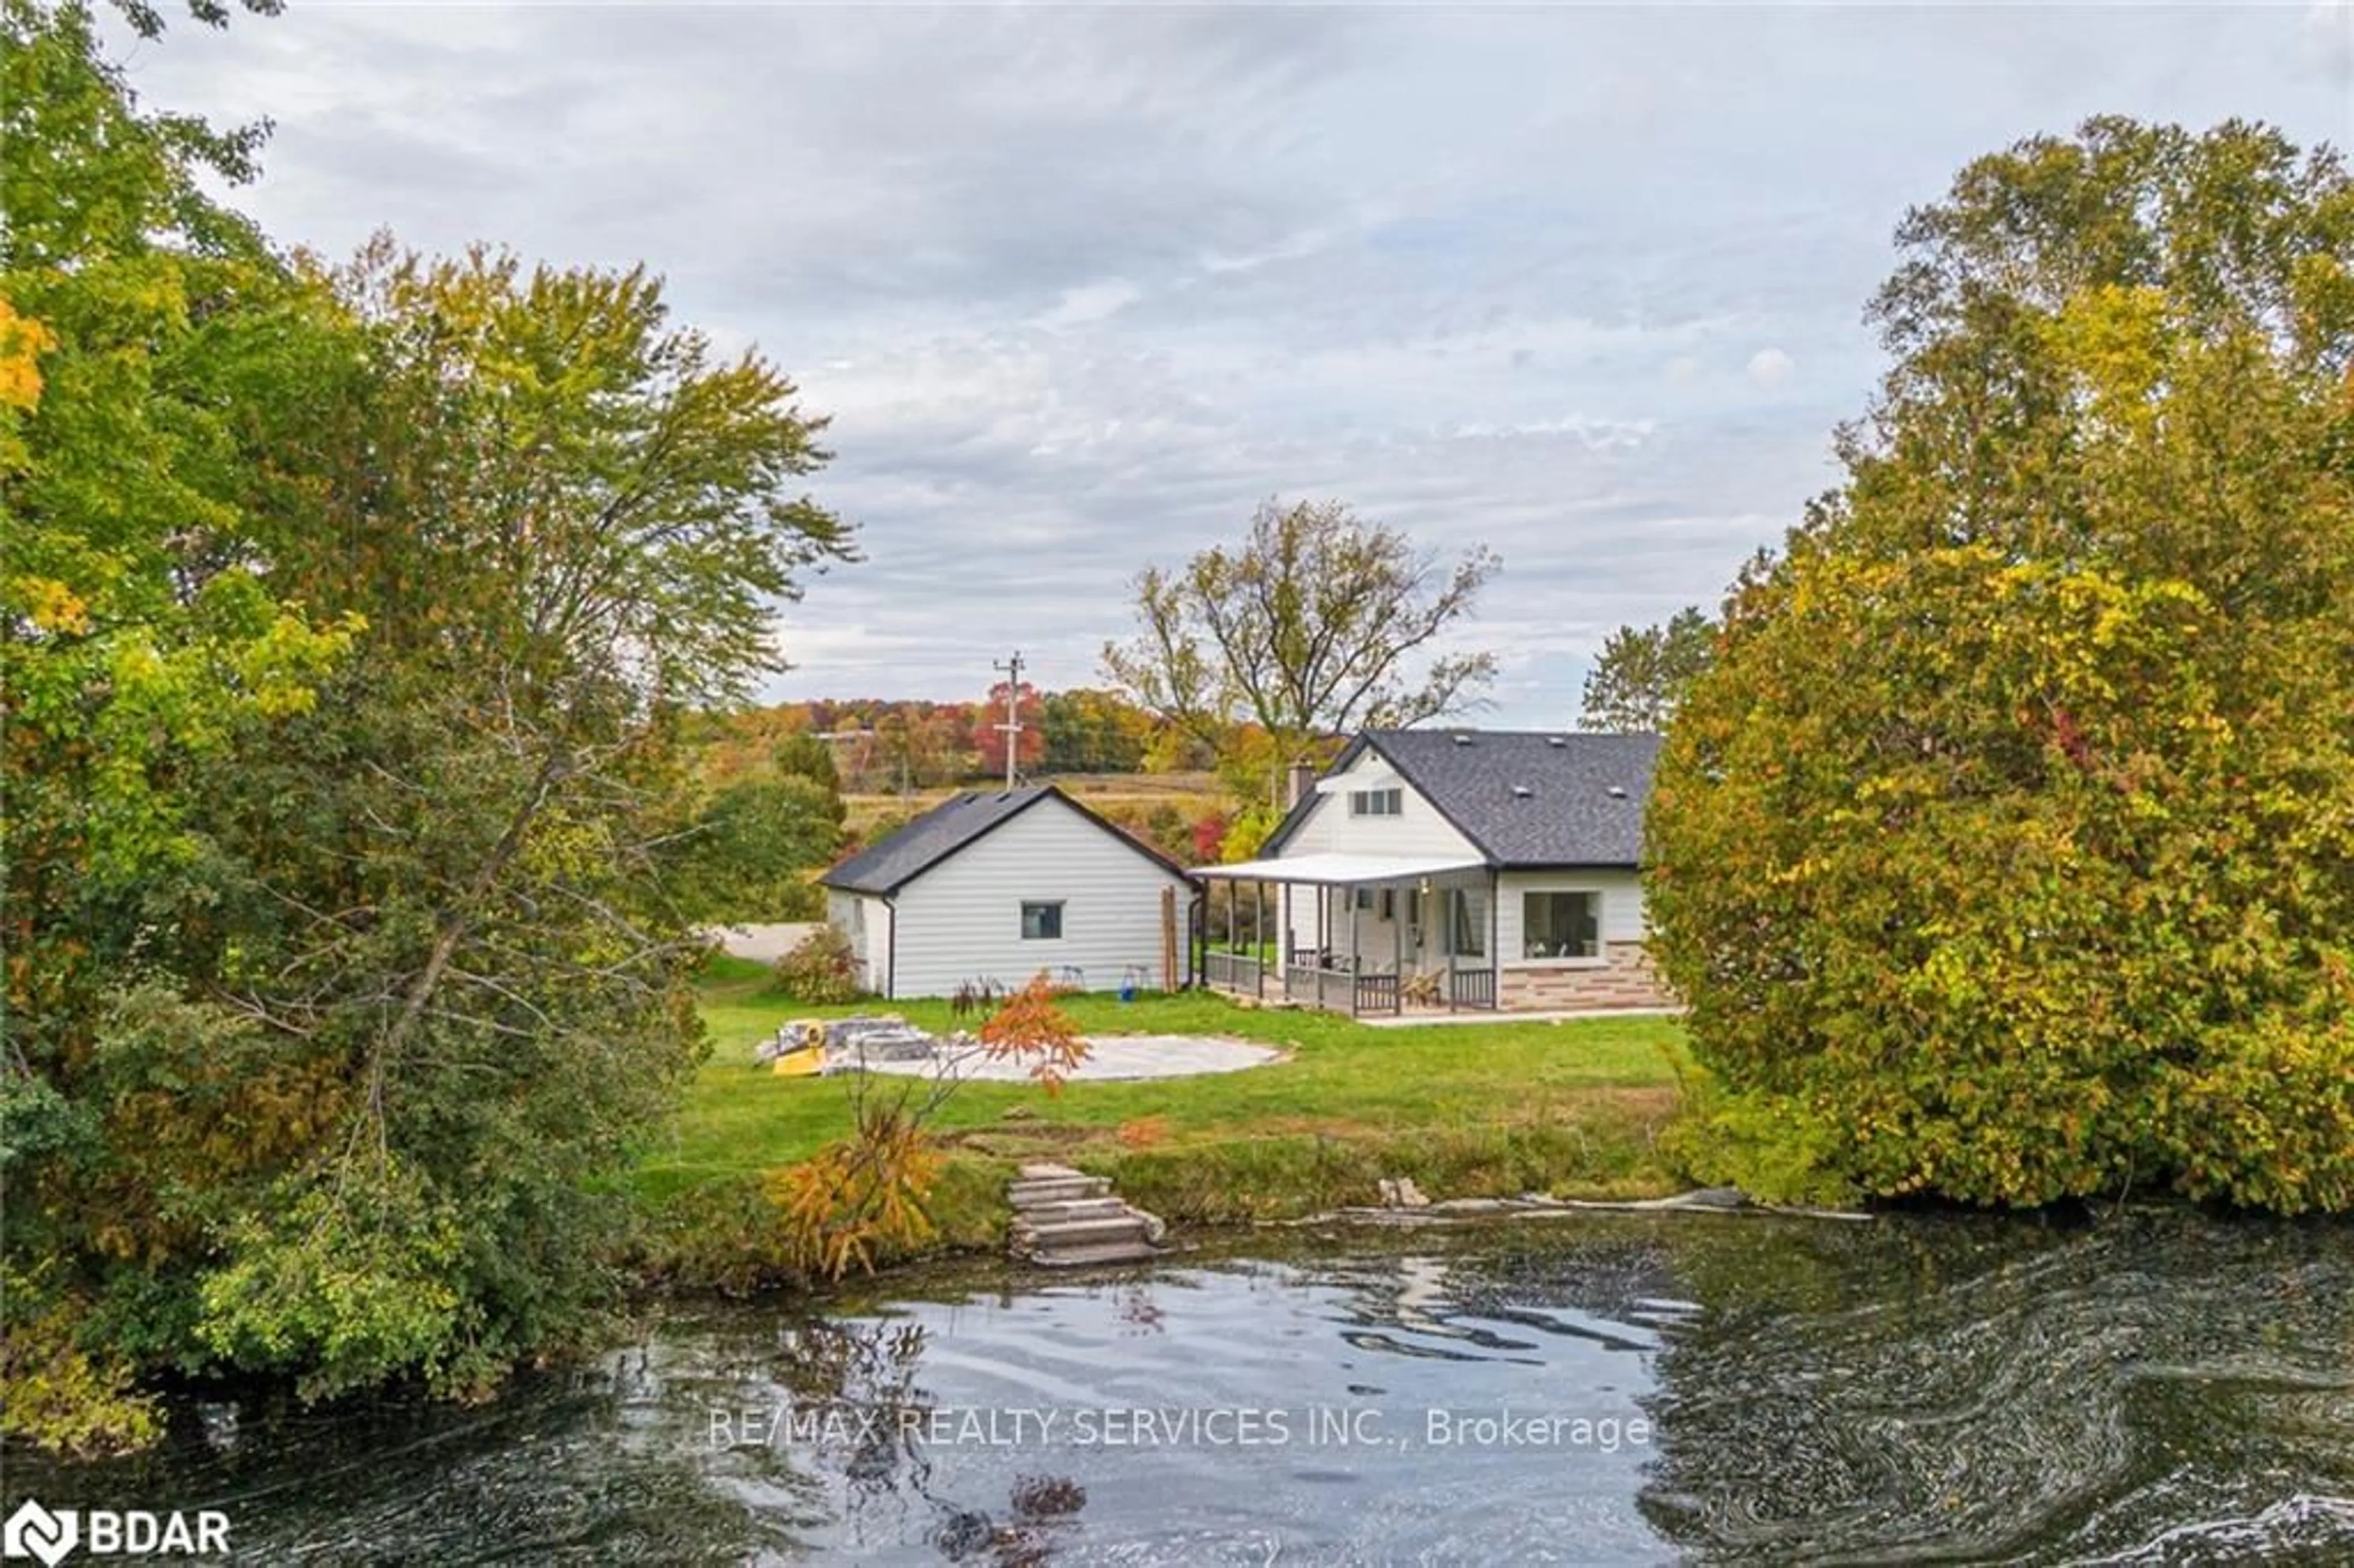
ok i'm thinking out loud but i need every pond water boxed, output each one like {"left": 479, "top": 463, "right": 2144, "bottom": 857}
{"left": 16, "top": 1209, "right": 2353, "bottom": 1564}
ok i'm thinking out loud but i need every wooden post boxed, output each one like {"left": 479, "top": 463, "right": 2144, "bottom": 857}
{"left": 1160, "top": 884, "right": 1179, "bottom": 992}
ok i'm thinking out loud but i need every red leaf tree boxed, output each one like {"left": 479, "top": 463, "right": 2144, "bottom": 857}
{"left": 974, "top": 681, "right": 1045, "bottom": 780}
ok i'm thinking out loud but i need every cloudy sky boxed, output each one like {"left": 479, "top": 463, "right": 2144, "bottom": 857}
{"left": 124, "top": 2, "right": 2348, "bottom": 725}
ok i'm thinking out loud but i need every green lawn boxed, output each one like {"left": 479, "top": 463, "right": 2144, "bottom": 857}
{"left": 638, "top": 957, "right": 1690, "bottom": 1225}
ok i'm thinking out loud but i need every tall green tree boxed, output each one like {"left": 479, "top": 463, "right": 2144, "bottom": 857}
{"left": 2, "top": 0, "right": 858, "bottom": 1448}
{"left": 663, "top": 775, "right": 847, "bottom": 923}
{"left": 1039, "top": 687, "right": 1148, "bottom": 773}
{"left": 170, "top": 240, "right": 855, "bottom": 1401}
{"left": 2, "top": 0, "right": 356, "bottom": 1451}
{"left": 1580, "top": 606, "right": 1718, "bottom": 733}
{"left": 1103, "top": 497, "right": 1498, "bottom": 804}
{"left": 772, "top": 730, "right": 843, "bottom": 793}
{"left": 1647, "top": 118, "right": 2354, "bottom": 1214}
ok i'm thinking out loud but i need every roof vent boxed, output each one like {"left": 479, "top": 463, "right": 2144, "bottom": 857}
{"left": 1547, "top": 736, "right": 1568, "bottom": 747}
{"left": 1510, "top": 785, "right": 1534, "bottom": 799}
{"left": 1606, "top": 785, "right": 1629, "bottom": 799}
{"left": 1451, "top": 733, "right": 1476, "bottom": 746}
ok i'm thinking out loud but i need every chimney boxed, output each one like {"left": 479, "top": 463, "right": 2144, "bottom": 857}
{"left": 1286, "top": 761, "right": 1319, "bottom": 808}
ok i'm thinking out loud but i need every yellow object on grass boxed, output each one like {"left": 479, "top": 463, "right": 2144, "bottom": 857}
{"left": 770, "top": 1045, "right": 825, "bottom": 1076}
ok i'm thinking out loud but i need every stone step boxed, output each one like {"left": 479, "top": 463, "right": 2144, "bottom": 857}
{"left": 1029, "top": 1239, "right": 1162, "bottom": 1269}
{"left": 1007, "top": 1177, "right": 1110, "bottom": 1206}
{"left": 1009, "top": 1197, "right": 1133, "bottom": 1225}
{"left": 1015, "top": 1214, "right": 1154, "bottom": 1250}
{"left": 1004, "top": 1164, "right": 1167, "bottom": 1268}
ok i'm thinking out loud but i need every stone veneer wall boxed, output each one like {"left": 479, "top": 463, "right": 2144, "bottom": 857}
{"left": 1497, "top": 941, "right": 1675, "bottom": 1011}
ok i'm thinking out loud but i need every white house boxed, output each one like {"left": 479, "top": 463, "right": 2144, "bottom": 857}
{"left": 818, "top": 785, "right": 1194, "bottom": 999}
{"left": 1195, "top": 729, "right": 1670, "bottom": 1015}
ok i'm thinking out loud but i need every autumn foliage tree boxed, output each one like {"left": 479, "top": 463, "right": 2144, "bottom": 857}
{"left": 2, "top": 0, "right": 357, "bottom": 1450}
{"left": 1647, "top": 118, "right": 2354, "bottom": 1214}
{"left": 774, "top": 973, "right": 1086, "bottom": 1278}
{"left": 973, "top": 679, "right": 1045, "bottom": 781}
{"left": 3, "top": 0, "right": 856, "bottom": 1448}
{"left": 1104, "top": 498, "right": 1498, "bottom": 807}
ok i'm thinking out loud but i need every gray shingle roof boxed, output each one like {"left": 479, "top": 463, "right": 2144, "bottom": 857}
{"left": 1278, "top": 729, "right": 1660, "bottom": 867}
{"left": 817, "top": 788, "right": 1051, "bottom": 895}
{"left": 817, "top": 785, "right": 1186, "bottom": 895}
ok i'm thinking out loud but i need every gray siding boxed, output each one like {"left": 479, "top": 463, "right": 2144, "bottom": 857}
{"left": 1282, "top": 748, "right": 1481, "bottom": 860}
{"left": 888, "top": 799, "right": 1190, "bottom": 997}
{"left": 1281, "top": 750, "right": 1479, "bottom": 954}
{"left": 826, "top": 888, "right": 893, "bottom": 994}
{"left": 1496, "top": 868, "right": 1645, "bottom": 965}
{"left": 1284, "top": 873, "right": 1491, "bottom": 971}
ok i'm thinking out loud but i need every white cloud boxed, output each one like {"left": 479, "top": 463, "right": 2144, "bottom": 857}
{"left": 121, "top": 3, "right": 2348, "bottom": 724}
{"left": 1035, "top": 279, "right": 1143, "bottom": 330}
{"left": 1746, "top": 347, "right": 1796, "bottom": 388}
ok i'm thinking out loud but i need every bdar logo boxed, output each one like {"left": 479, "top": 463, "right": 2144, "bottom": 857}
{"left": 1, "top": 1499, "right": 227, "bottom": 1562}
{"left": 2, "top": 1501, "right": 77, "bottom": 1568}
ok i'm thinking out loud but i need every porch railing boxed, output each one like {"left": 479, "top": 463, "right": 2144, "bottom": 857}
{"left": 1222, "top": 950, "right": 1490, "bottom": 1018}
{"left": 1204, "top": 951, "right": 1262, "bottom": 993}
{"left": 1448, "top": 967, "right": 1498, "bottom": 1010}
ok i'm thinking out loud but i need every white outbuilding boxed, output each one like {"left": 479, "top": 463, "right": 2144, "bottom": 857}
{"left": 818, "top": 785, "right": 1194, "bottom": 999}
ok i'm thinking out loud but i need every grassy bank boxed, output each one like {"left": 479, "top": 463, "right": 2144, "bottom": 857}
{"left": 635, "top": 957, "right": 1690, "bottom": 1284}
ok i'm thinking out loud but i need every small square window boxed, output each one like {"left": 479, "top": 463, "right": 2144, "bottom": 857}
{"left": 1347, "top": 787, "right": 1402, "bottom": 818}
{"left": 1021, "top": 901, "right": 1064, "bottom": 940}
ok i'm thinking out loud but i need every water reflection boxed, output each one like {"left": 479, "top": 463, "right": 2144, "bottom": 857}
{"left": 1634, "top": 1209, "right": 2354, "bottom": 1565}
{"left": 9, "top": 1211, "right": 2350, "bottom": 1564}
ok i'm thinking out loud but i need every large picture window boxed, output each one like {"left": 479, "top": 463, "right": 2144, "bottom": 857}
{"left": 1522, "top": 891, "right": 1599, "bottom": 959}
{"left": 1020, "top": 901, "right": 1064, "bottom": 940}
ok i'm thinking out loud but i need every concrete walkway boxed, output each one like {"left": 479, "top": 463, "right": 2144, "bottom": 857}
{"left": 855, "top": 1033, "right": 1281, "bottom": 1083}
{"left": 709, "top": 922, "right": 818, "bottom": 964}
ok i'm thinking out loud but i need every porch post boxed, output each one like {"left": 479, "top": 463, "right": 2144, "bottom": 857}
{"left": 1346, "top": 885, "right": 1359, "bottom": 1016}
{"left": 1255, "top": 878, "right": 1267, "bottom": 999}
{"left": 1444, "top": 883, "right": 1456, "bottom": 1014}
{"left": 1192, "top": 882, "right": 1203, "bottom": 987}
{"left": 1489, "top": 869, "right": 1502, "bottom": 1011}
{"left": 1392, "top": 886, "right": 1404, "bottom": 1016}
{"left": 1226, "top": 878, "right": 1237, "bottom": 970}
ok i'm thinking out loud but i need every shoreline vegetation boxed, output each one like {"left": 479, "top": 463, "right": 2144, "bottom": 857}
{"left": 631, "top": 956, "right": 1691, "bottom": 1292}
{"left": 9, "top": 0, "right": 2343, "bottom": 1463}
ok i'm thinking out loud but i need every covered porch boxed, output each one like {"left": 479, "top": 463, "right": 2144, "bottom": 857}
{"left": 1192, "top": 852, "right": 1499, "bottom": 1017}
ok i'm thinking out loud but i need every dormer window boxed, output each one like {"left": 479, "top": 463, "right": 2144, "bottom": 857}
{"left": 1348, "top": 787, "right": 1403, "bottom": 817}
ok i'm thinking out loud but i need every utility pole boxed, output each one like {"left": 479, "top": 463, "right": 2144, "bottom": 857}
{"left": 992, "top": 650, "right": 1025, "bottom": 790}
